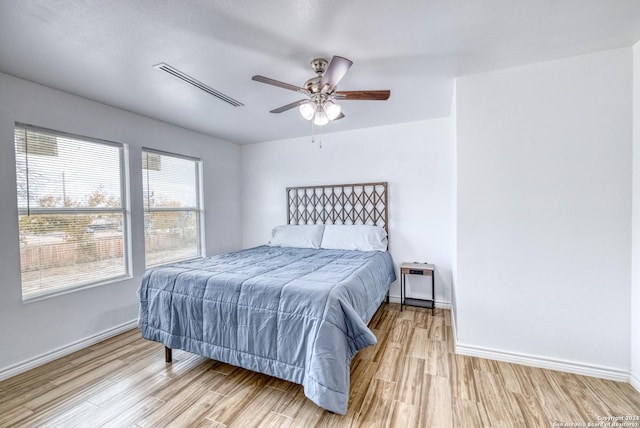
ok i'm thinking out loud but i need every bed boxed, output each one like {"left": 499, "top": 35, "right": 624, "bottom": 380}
{"left": 137, "top": 182, "right": 396, "bottom": 415}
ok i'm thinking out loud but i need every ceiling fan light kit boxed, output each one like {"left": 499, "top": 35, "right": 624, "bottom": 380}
{"left": 298, "top": 94, "right": 342, "bottom": 125}
{"left": 252, "top": 55, "right": 390, "bottom": 127}
{"left": 299, "top": 101, "right": 315, "bottom": 120}
{"left": 313, "top": 105, "right": 329, "bottom": 126}
{"left": 324, "top": 100, "right": 342, "bottom": 120}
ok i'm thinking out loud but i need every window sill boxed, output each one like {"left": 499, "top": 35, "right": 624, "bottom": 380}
{"left": 22, "top": 274, "right": 133, "bottom": 303}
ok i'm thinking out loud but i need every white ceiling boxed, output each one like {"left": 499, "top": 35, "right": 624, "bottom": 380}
{"left": 0, "top": 1, "right": 639, "bottom": 144}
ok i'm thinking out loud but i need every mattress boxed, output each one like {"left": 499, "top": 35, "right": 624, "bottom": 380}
{"left": 138, "top": 245, "right": 396, "bottom": 414}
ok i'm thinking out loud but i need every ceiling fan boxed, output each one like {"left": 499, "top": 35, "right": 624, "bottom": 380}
{"left": 252, "top": 56, "right": 390, "bottom": 126}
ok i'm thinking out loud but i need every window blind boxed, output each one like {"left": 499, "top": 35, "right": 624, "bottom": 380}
{"left": 142, "top": 149, "right": 202, "bottom": 267}
{"left": 14, "top": 124, "right": 129, "bottom": 300}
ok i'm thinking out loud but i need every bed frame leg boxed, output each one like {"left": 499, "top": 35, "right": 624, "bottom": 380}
{"left": 165, "top": 346, "right": 172, "bottom": 363}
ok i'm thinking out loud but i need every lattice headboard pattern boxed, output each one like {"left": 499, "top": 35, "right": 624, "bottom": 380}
{"left": 286, "top": 182, "right": 388, "bottom": 233}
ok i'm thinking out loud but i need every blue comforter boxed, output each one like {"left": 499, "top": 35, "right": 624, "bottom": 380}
{"left": 138, "top": 246, "right": 396, "bottom": 414}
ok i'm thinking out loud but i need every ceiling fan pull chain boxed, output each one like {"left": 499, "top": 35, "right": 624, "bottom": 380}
{"left": 309, "top": 120, "right": 322, "bottom": 149}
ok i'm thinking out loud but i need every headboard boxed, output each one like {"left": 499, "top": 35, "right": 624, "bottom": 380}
{"left": 286, "top": 182, "right": 389, "bottom": 234}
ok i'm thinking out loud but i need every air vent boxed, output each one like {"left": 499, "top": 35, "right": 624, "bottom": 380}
{"left": 154, "top": 63, "right": 244, "bottom": 107}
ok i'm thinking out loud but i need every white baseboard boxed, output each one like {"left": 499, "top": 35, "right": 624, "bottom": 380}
{"left": 455, "top": 342, "right": 629, "bottom": 383}
{"left": 0, "top": 319, "right": 138, "bottom": 382}
{"left": 631, "top": 372, "right": 640, "bottom": 393}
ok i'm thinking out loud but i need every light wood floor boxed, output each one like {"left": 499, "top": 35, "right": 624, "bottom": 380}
{"left": 1, "top": 304, "right": 639, "bottom": 427}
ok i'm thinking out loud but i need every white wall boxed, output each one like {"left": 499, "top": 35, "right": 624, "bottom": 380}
{"left": 0, "top": 72, "right": 242, "bottom": 376}
{"left": 455, "top": 48, "right": 632, "bottom": 376}
{"left": 241, "top": 119, "right": 455, "bottom": 304}
{"left": 632, "top": 41, "right": 640, "bottom": 391}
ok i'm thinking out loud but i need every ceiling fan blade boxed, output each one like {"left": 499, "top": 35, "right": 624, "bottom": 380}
{"left": 334, "top": 112, "right": 345, "bottom": 120}
{"left": 334, "top": 90, "right": 390, "bottom": 101}
{"left": 270, "top": 99, "right": 309, "bottom": 113}
{"left": 320, "top": 56, "right": 353, "bottom": 92}
{"left": 252, "top": 75, "right": 307, "bottom": 94}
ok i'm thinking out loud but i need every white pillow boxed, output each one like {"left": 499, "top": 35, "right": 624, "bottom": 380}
{"left": 268, "top": 224, "right": 325, "bottom": 249}
{"left": 320, "top": 224, "right": 388, "bottom": 252}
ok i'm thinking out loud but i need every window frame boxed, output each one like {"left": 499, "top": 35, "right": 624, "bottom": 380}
{"left": 141, "top": 148, "right": 205, "bottom": 268}
{"left": 15, "top": 123, "right": 131, "bottom": 302}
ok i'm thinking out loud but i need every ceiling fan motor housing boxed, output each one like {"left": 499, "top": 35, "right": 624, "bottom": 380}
{"left": 304, "top": 76, "right": 323, "bottom": 93}
{"left": 310, "top": 58, "right": 328, "bottom": 75}
{"left": 305, "top": 58, "right": 330, "bottom": 93}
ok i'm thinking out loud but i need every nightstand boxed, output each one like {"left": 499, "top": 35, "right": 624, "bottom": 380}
{"left": 400, "top": 262, "right": 435, "bottom": 315}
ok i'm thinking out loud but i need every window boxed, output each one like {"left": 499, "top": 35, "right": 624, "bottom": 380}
{"left": 142, "top": 149, "right": 203, "bottom": 267}
{"left": 14, "top": 124, "right": 129, "bottom": 301}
